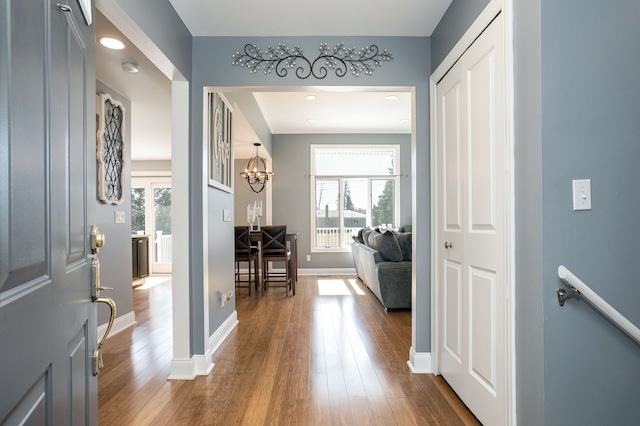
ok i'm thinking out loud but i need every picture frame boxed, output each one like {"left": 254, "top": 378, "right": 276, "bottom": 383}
{"left": 96, "top": 93, "right": 126, "bottom": 205}
{"left": 206, "top": 92, "right": 234, "bottom": 193}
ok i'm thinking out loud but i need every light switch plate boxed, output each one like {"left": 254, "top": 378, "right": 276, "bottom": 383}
{"left": 223, "top": 209, "right": 231, "bottom": 222}
{"left": 114, "top": 211, "right": 126, "bottom": 223}
{"left": 572, "top": 179, "right": 591, "bottom": 211}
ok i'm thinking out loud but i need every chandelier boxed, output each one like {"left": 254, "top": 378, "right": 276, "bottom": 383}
{"left": 240, "top": 143, "right": 274, "bottom": 193}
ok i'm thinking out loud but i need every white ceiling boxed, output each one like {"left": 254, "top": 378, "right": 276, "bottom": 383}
{"left": 96, "top": 1, "right": 451, "bottom": 161}
{"left": 169, "top": 0, "right": 452, "bottom": 37}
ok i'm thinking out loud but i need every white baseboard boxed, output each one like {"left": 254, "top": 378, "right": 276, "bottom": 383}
{"left": 407, "top": 346, "right": 431, "bottom": 373}
{"left": 168, "top": 310, "right": 238, "bottom": 380}
{"left": 297, "top": 268, "right": 356, "bottom": 276}
{"left": 97, "top": 310, "right": 136, "bottom": 343}
{"left": 208, "top": 310, "right": 238, "bottom": 354}
{"left": 168, "top": 358, "right": 197, "bottom": 380}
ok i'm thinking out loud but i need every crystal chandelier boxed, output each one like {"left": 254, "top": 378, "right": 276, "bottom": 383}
{"left": 240, "top": 143, "right": 274, "bottom": 193}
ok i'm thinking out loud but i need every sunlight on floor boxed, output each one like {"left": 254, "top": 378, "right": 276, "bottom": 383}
{"left": 347, "top": 278, "right": 366, "bottom": 295}
{"left": 135, "top": 276, "right": 172, "bottom": 290}
{"left": 317, "top": 279, "right": 352, "bottom": 295}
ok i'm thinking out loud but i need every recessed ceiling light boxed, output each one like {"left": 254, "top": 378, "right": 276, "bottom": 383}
{"left": 400, "top": 118, "right": 410, "bottom": 123}
{"left": 307, "top": 119, "right": 316, "bottom": 123}
{"left": 386, "top": 95, "right": 399, "bottom": 101}
{"left": 122, "top": 62, "right": 139, "bottom": 74}
{"left": 305, "top": 95, "right": 317, "bottom": 101}
{"left": 99, "top": 37, "right": 125, "bottom": 50}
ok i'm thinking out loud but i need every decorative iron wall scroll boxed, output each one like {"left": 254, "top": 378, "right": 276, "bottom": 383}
{"left": 97, "top": 93, "right": 126, "bottom": 204}
{"left": 207, "top": 92, "right": 233, "bottom": 193}
{"left": 232, "top": 42, "right": 393, "bottom": 79}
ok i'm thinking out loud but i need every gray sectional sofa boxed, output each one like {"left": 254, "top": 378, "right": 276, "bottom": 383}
{"left": 350, "top": 227, "right": 412, "bottom": 311}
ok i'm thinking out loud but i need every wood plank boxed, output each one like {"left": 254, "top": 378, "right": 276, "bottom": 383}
{"left": 98, "top": 275, "right": 481, "bottom": 425}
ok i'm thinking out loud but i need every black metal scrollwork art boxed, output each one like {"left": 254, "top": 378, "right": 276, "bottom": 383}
{"left": 97, "top": 94, "right": 126, "bottom": 204}
{"left": 232, "top": 42, "right": 393, "bottom": 79}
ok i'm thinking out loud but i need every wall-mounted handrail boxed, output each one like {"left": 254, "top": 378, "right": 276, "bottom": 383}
{"left": 557, "top": 265, "right": 640, "bottom": 346}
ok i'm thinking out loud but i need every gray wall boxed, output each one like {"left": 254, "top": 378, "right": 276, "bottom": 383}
{"left": 192, "top": 36, "right": 432, "bottom": 353}
{"left": 272, "top": 134, "right": 412, "bottom": 270}
{"left": 223, "top": 91, "right": 273, "bottom": 155}
{"left": 430, "top": 0, "right": 491, "bottom": 72}
{"left": 111, "top": 0, "right": 192, "bottom": 80}
{"left": 540, "top": 0, "right": 640, "bottom": 424}
{"left": 96, "top": 81, "right": 133, "bottom": 326}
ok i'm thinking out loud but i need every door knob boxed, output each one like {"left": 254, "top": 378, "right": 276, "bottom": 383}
{"left": 444, "top": 242, "right": 453, "bottom": 249}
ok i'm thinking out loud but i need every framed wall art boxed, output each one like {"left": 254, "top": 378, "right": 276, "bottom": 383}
{"left": 206, "top": 92, "right": 233, "bottom": 193}
{"left": 96, "top": 93, "right": 126, "bottom": 204}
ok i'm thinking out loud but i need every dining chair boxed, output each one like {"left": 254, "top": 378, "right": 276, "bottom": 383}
{"left": 235, "top": 226, "right": 260, "bottom": 295}
{"left": 260, "top": 225, "right": 292, "bottom": 296}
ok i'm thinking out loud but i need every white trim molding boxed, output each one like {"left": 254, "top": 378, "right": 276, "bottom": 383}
{"left": 297, "top": 268, "right": 356, "bottom": 276}
{"left": 98, "top": 310, "right": 135, "bottom": 343}
{"left": 407, "top": 347, "right": 432, "bottom": 373}
{"left": 168, "top": 310, "right": 238, "bottom": 380}
{"left": 208, "top": 310, "right": 239, "bottom": 355}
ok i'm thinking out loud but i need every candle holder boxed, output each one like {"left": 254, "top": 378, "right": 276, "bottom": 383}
{"left": 255, "top": 200, "right": 263, "bottom": 230}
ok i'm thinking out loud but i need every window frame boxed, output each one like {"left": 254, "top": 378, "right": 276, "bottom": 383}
{"left": 309, "top": 144, "right": 400, "bottom": 253}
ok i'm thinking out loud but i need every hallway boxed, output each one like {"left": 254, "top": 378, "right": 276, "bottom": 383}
{"left": 98, "top": 276, "right": 479, "bottom": 425}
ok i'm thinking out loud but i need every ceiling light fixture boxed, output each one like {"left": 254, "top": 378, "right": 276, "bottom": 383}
{"left": 401, "top": 118, "right": 410, "bottom": 123}
{"left": 386, "top": 95, "right": 399, "bottom": 100}
{"left": 99, "top": 37, "right": 125, "bottom": 50}
{"left": 305, "top": 95, "right": 317, "bottom": 100}
{"left": 307, "top": 119, "right": 317, "bottom": 123}
{"left": 122, "top": 62, "right": 139, "bottom": 74}
{"left": 240, "top": 143, "right": 274, "bottom": 193}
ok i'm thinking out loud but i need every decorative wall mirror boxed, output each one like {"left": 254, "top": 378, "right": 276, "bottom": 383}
{"left": 96, "top": 93, "right": 126, "bottom": 204}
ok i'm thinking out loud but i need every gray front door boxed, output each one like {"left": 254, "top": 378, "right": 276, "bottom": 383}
{"left": 0, "top": 1, "right": 97, "bottom": 424}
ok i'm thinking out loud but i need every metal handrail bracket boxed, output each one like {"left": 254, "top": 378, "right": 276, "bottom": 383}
{"left": 557, "top": 265, "right": 640, "bottom": 345}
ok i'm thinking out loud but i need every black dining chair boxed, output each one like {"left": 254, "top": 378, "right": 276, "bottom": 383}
{"left": 235, "top": 226, "right": 260, "bottom": 295}
{"left": 260, "top": 225, "right": 292, "bottom": 296}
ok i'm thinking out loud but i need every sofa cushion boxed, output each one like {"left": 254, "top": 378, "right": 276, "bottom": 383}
{"left": 394, "top": 232, "right": 412, "bottom": 261}
{"left": 367, "top": 230, "right": 403, "bottom": 262}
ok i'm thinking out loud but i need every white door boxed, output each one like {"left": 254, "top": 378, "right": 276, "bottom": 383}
{"left": 435, "top": 13, "right": 507, "bottom": 426}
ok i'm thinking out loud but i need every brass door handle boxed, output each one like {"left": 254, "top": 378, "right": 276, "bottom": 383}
{"left": 93, "top": 296, "right": 116, "bottom": 375}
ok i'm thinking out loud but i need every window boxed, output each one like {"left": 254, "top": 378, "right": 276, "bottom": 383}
{"left": 311, "top": 145, "right": 400, "bottom": 252}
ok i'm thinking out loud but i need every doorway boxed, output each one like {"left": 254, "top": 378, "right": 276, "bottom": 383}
{"left": 131, "top": 178, "right": 173, "bottom": 275}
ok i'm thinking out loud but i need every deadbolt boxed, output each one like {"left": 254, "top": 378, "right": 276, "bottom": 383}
{"left": 91, "top": 225, "right": 105, "bottom": 254}
{"left": 444, "top": 242, "right": 453, "bottom": 249}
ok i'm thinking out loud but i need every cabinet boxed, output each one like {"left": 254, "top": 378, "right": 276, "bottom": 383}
{"left": 132, "top": 236, "right": 149, "bottom": 280}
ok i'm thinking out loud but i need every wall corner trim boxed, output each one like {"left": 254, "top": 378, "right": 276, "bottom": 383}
{"left": 168, "top": 358, "right": 197, "bottom": 380}
{"left": 407, "top": 346, "right": 432, "bottom": 373}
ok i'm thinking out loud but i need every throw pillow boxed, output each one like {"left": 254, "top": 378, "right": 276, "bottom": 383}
{"left": 367, "top": 230, "right": 403, "bottom": 262}
{"left": 354, "top": 227, "right": 368, "bottom": 244}
{"left": 395, "top": 232, "right": 412, "bottom": 261}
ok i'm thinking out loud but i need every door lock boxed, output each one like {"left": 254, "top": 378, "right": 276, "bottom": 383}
{"left": 444, "top": 242, "right": 453, "bottom": 249}
{"left": 91, "top": 225, "right": 105, "bottom": 254}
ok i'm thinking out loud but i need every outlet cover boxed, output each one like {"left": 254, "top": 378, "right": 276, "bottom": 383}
{"left": 223, "top": 209, "right": 231, "bottom": 222}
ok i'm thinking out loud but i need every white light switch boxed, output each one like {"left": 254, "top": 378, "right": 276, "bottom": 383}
{"left": 114, "top": 211, "right": 126, "bottom": 223}
{"left": 572, "top": 179, "right": 591, "bottom": 211}
{"left": 223, "top": 209, "right": 231, "bottom": 222}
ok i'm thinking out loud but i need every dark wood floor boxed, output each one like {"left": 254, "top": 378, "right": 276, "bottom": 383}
{"left": 98, "top": 275, "right": 480, "bottom": 425}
